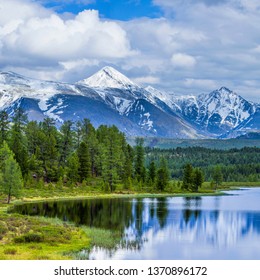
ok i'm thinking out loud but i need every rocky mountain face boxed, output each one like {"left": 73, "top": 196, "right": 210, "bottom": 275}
{"left": 0, "top": 67, "right": 259, "bottom": 138}
{"left": 174, "top": 87, "right": 257, "bottom": 135}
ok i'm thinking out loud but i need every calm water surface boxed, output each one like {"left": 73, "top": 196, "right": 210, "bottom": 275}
{"left": 12, "top": 188, "right": 260, "bottom": 259}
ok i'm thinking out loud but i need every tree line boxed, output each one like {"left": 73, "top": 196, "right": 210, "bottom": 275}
{"left": 145, "top": 146, "right": 260, "bottom": 182}
{"left": 1, "top": 109, "right": 259, "bottom": 203}
{"left": 0, "top": 109, "right": 169, "bottom": 202}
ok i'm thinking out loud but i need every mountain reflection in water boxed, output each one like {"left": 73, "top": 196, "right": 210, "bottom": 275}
{"left": 12, "top": 188, "right": 260, "bottom": 259}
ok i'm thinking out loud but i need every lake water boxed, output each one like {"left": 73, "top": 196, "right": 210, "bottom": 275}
{"left": 12, "top": 188, "right": 260, "bottom": 259}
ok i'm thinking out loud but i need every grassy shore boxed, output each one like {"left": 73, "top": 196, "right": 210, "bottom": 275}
{"left": 0, "top": 181, "right": 259, "bottom": 260}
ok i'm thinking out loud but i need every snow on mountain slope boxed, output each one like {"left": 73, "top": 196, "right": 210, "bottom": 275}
{"left": 197, "top": 87, "right": 254, "bottom": 127}
{"left": 0, "top": 67, "right": 258, "bottom": 138}
{"left": 127, "top": 99, "right": 202, "bottom": 138}
{"left": 0, "top": 71, "right": 75, "bottom": 104}
{"left": 78, "top": 67, "right": 149, "bottom": 116}
{"left": 144, "top": 85, "right": 258, "bottom": 136}
{"left": 165, "top": 87, "right": 257, "bottom": 135}
{"left": 222, "top": 106, "right": 260, "bottom": 138}
{"left": 144, "top": 86, "right": 179, "bottom": 110}
{"left": 0, "top": 71, "right": 104, "bottom": 122}
{"left": 78, "top": 66, "right": 138, "bottom": 90}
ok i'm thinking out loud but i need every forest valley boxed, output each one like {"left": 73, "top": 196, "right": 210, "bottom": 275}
{"left": 0, "top": 108, "right": 259, "bottom": 203}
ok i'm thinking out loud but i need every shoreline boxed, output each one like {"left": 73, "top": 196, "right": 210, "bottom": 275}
{"left": 9, "top": 182, "right": 260, "bottom": 206}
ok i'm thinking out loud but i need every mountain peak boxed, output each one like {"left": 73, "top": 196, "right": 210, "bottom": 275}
{"left": 218, "top": 86, "right": 232, "bottom": 94}
{"left": 0, "top": 71, "right": 30, "bottom": 85}
{"left": 78, "top": 66, "right": 138, "bottom": 89}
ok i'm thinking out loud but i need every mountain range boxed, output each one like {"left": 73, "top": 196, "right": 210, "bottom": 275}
{"left": 0, "top": 66, "right": 259, "bottom": 139}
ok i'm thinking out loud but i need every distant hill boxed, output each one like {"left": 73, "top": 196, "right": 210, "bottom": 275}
{"left": 127, "top": 137, "right": 260, "bottom": 150}
{"left": 236, "top": 132, "right": 260, "bottom": 139}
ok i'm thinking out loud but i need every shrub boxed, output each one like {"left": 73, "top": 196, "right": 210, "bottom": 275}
{"left": 0, "top": 221, "right": 8, "bottom": 240}
{"left": 4, "top": 248, "right": 17, "bottom": 255}
{"left": 14, "top": 232, "right": 44, "bottom": 243}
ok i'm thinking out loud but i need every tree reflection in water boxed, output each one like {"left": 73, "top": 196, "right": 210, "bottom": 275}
{"left": 11, "top": 188, "right": 260, "bottom": 259}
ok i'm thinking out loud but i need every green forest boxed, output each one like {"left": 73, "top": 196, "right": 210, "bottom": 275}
{"left": 0, "top": 108, "right": 259, "bottom": 203}
{"left": 145, "top": 146, "right": 260, "bottom": 182}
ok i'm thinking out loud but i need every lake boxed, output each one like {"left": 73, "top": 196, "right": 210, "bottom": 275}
{"left": 12, "top": 187, "right": 260, "bottom": 260}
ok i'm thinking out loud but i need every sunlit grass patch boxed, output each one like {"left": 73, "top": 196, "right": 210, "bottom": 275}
{"left": 0, "top": 212, "right": 90, "bottom": 260}
{"left": 82, "top": 227, "right": 121, "bottom": 250}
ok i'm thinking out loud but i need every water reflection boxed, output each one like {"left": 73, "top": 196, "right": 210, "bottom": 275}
{"left": 12, "top": 188, "right": 260, "bottom": 259}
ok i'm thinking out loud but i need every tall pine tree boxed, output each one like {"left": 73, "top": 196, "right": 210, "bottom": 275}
{"left": 156, "top": 158, "right": 169, "bottom": 191}
{"left": 77, "top": 142, "right": 91, "bottom": 182}
{"left": 0, "top": 111, "right": 9, "bottom": 144}
{"left": 0, "top": 142, "right": 23, "bottom": 203}
{"left": 9, "top": 108, "right": 28, "bottom": 176}
{"left": 182, "top": 163, "right": 193, "bottom": 191}
{"left": 134, "top": 137, "right": 146, "bottom": 183}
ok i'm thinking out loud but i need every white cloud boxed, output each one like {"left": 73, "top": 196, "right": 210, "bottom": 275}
{"left": 60, "top": 58, "right": 100, "bottom": 71}
{"left": 184, "top": 78, "right": 218, "bottom": 89}
{"left": 0, "top": 1, "right": 134, "bottom": 79}
{"left": 0, "top": 0, "right": 260, "bottom": 102}
{"left": 0, "top": 0, "right": 50, "bottom": 25}
{"left": 171, "top": 53, "right": 196, "bottom": 69}
{"left": 133, "top": 76, "right": 161, "bottom": 85}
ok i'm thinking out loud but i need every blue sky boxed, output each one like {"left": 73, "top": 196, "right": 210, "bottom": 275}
{"left": 0, "top": 0, "right": 260, "bottom": 101}
{"left": 41, "top": 0, "right": 163, "bottom": 20}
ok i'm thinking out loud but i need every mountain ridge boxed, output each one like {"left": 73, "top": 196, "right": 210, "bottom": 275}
{"left": 0, "top": 67, "right": 259, "bottom": 139}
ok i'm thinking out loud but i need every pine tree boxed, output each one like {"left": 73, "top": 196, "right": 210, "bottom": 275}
{"left": 212, "top": 165, "right": 223, "bottom": 189}
{"left": 98, "top": 126, "right": 125, "bottom": 192}
{"left": 156, "top": 158, "right": 169, "bottom": 191}
{"left": 0, "top": 111, "right": 9, "bottom": 144}
{"left": 77, "top": 142, "right": 91, "bottom": 182}
{"left": 182, "top": 163, "right": 193, "bottom": 191}
{"left": 75, "top": 121, "right": 82, "bottom": 149}
{"left": 191, "top": 168, "right": 204, "bottom": 192}
{"left": 134, "top": 137, "right": 146, "bottom": 182}
{"left": 9, "top": 108, "right": 28, "bottom": 176}
{"left": 123, "top": 144, "right": 134, "bottom": 189}
{"left": 25, "top": 121, "right": 41, "bottom": 156}
{"left": 0, "top": 142, "right": 23, "bottom": 203}
{"left": 148, "top": 161, "right": 157, "bottom": 184}
{"left": 39, "top": 118, "right": 60, "bottom": 182}
{"left": 59, "top": 120, "right": 73, "bottom": 167}
{"left": 84, "top": 123, "right": 99, "bottom": 177}
{"left": 66, "top": 152, "right": 79, "bottom": 183}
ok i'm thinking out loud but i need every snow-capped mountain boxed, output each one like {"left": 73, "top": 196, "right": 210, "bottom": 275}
{"left": 0, "top": 68, "right": 204, "bottom": 138}
{"left": 0, "top": 67, "right": 258, "bottom": 138}
{"left": 77, "top": 67, "right": 147, "bottom": 115}
{"left": 145, "top": 85, "right": 259, "bottom": 136}
{"left": 175, "top": 87, "right": 257, "bottom": 135}
{"left": 79, "top": 66, "right": 138, "bottom": 90}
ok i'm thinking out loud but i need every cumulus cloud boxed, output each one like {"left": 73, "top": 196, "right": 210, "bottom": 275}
{"left": 171, "top": 53, "right": 196, "bottom": 69}
{"left": 0, "top": 0, "right": 134, "bottom": 79}
{"left": 0, "top": 0, "right": 50, "bottom": 26}
{"left": 5, "top": 10, "right": 132, "bottom": 60}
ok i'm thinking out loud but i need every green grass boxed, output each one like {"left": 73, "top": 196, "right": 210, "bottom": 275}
{"left": 82, "top": 227, "right": 121, "bottom": 250}
{"left": 0, "top": 211, "right": 90, "bottom": 260}
{"left": 1, "top": 180, "right": 257, "bottom": 206}
{"left": 221, "top": 182, "right": 260, "bottom": 187}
